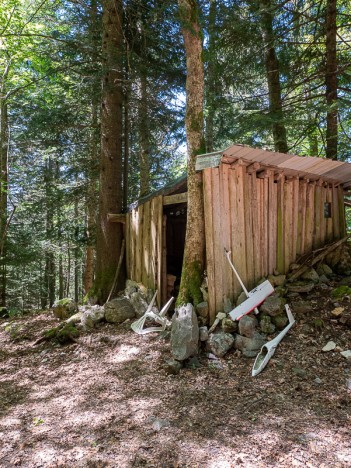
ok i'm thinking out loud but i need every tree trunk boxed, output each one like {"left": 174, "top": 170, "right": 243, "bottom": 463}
{"left": 177, "top": 0, "right": 206, "bottom": 306}
{"left": 123, "top": 76, "right": 130, "bottom": 212}
{"left": 95, "top": 0, "right": 124, "bottom": 303}
{"left": 259, "top": 0, "right": 288, "bottom": 153}
{"left": 205, "top": 0, "right": 216, "bottom": 153}
{"left": 0, "top": 97, "right": 8, "bottom": 307}
{"left": 325, "top": 0, "right": 338, "bottom": 160}
{"left": 139, "top": 72, "right": 150, "bottom": 197}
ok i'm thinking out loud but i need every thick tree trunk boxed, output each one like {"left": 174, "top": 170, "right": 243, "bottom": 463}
{"left": 139, "top": 73, "right": 150, "bottom": 197}
{"left": 95, "top": 0, "right": 124, "bottom": 303}
{"left": 205, "top": 0, "right": 216, "bottom": 153}
{"left": 325, "top": 0, "right": 338, "bottom": 160}
{"left": 177, "top": 0, "right": 206, "bottom": 306}
{"left": 259, "top": 0, "right": 288, "bottom": 153}
{"left": 0, "top": 97, "right": 8, "bottom": 307}
{"left": 123, "top": 79, "right": 129, "bottom": 212}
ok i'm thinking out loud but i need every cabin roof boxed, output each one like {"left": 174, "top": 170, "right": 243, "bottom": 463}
{"left": 196, "top": 144, "right": 351, "bottom": 187}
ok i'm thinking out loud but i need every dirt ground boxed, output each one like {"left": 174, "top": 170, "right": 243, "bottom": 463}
{"left": 0, "top": 288, "right": 351, "bottom": 468}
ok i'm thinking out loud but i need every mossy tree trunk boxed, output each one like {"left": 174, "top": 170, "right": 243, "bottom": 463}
{"left": 177, "top": 0, "right": 206, "bottom": 307}
{"left": 95, "top": 0, "right": 125, "bottom": 303}
{"left": 0, "top": 84, "right": 8, "bottom": 307}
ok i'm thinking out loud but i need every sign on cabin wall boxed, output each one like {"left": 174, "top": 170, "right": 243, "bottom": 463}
{"left": 195, "top": 153, "right": 222, "bottom": 171}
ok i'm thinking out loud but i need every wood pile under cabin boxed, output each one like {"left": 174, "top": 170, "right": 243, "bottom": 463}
{"left": 115, "top": 144, "right": 351, "bottom": 324}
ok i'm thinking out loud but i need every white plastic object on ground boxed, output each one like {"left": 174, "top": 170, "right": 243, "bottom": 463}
{"left": 131, "top": 292, "right": 174, "bottom": 335}
{"left": 229, "top": 280, "right": 274, "bottom": 321}
{"left": 252, "top": 304, "right": 295, "bottom": 377}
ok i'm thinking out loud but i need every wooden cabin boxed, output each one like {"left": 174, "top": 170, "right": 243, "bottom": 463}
{"left": 120, "top": 145, "right": 351, "bottom": 323}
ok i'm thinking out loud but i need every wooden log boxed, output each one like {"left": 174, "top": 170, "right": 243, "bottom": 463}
{"left": 220, "top": 164, "right": 234, "bottom": 305}
{"left": 229, "top": 166, "right": 241, "bottom": 299}
{"left": 326, "top": 186, "right": 333, "bottom": 242}
{"left": 291, "top": 177, "right": 299, "bottom": 263}
{"left": 297, "top": 180, "right": 307, "bottom": 256}
{"left": 332, "top": 184, "right": 340, "bottom": 240}
{"left": 305, "top": 181, "right": 315, "bottom": 253}
{"left": 203, "top": 168, "right": 216, "bottom": 322}
{"left": 276, "top": 174, "right": 285, "bottom": 273}
{"left": 212, "top": 167, "right": 224, "bottom": 313}
{"left": 163, "top": 192, "right": 188, "bottom": 205}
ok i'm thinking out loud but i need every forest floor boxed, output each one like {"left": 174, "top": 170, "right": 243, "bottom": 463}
{"left": 0, "top": 288, "right": 351, "bottom": 468}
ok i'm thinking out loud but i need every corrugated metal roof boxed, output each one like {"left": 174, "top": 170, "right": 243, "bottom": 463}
{"left": 196, "top": 144, "right": 351, "bottom": 186}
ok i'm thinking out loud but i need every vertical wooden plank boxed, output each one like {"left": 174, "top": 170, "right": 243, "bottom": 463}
{"left": 212, "top": 167, "right": 224, "bottom": 314}
{"left": 326, "top": 186, "right": 333, "bottom": 242}
{"left": 249, "top": 169, "right": 261, "bottom": 283}
{"left": 313, "top": 180, "right": 322, "bottom": 249}
{"left": 305, "top": 181, "right": 315, "bottom": 253}
{"left": 142, "top": 201, "right": 150, "bottom": 287}
{"left": 291, "top": 176, "right": 299, "bottom": 263}
{"left": 276, "top": 174, "right": 285, "bottom": 273}
{"left": 297, "top": 180, "right": 307, "bottom": 256}
{"left": 235, "top": 163, "right": 248, "bottom": 287}
{"left": 220, "top": 164, "right": 234, "bottom": 306}
{"left": 320, "top": 183, "right": 327, "bottom": 246}
{"left": 126, "top": 212, "right": 130, "bottom": 278}
{"left": 229, "top": 166, "right": 241, "bottom": 300}
{"left": 156, "top": 196, "right": 163, "bottom": 307}
{"left": 338, "top": 186, "right": 347, "bottom": 237}
{"left": 332, "top": 184, "right": 340, "bottom": 240}
{"left": 262, "top": 175, "right": 269, "bottom": 276}
{"left": 161, "top": 215, "right": 167, "bottom": 304}
{"left": 203, "top": 168, "right": 216, "bottom": 322}
{"left": 135, "top": 204, "right": 143, "bottom": 283}
{"left": 267, "top": 171, "right": 277, "bottom": 275}
{"left": 284, "top": 179, "right": 293, "bottom": 272}
{"left": 245, "top": 172, "right": 255, "bottom": 290}
{"left": 272, "top": 181, "right": 278, "bottom": 271}
{"left": 150, "top": 198, "right": 157, "bottom": 290}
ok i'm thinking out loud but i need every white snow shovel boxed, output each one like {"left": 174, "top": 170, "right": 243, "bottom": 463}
{"left": 252, "top": 304, "right": 295, "bottom": 377}
{"left": 131, "top": 291, "right": 174, "bottom": 335}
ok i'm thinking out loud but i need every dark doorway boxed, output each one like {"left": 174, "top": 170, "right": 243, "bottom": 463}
{"left": 163, "top": 203, "right": 187, "bottom": 302}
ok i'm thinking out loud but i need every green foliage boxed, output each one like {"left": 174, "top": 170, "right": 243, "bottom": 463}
{"left": 331, "top": 286, "right": 351, "bottom": 299}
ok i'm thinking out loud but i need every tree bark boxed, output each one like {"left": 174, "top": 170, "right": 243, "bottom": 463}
{"left": 205, "top": 0, "right": 216, "bottom": 153}
{"left": 139, "top": 72, "right": 150, "bottom": 197}
{"left": 95, "top": 0, "right": 124, "bottom": 303}
{"left": 325, "top": 0, "right": 338, "bottom": 160}
{"left": 177, "top": 0, "right": 206, "bottom": 306}
{"left": 0, "top": 96, "right": 8, "bottom": 307}
{"left": 259, "top": 0, "right": 288, "bottom": 153}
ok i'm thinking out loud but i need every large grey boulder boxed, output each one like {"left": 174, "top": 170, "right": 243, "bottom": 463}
{"left": 260, "top": 295, "right": 285, "bottom": 317}
{"left": 53, "top": 298, "right": 77, "bottom": 320}
{"left": 238, "top": 315, "right": 258, "bottom": 338}
{"left": 81, "top": 306, "right": 105, "bottom": 330}
{"left": 171, "top": 304, "right": 199, "bottom": 361}
{"left": 104, "top": 297, "right": 136, "bottom": 324}
{"left": 129, "top": 292, "right": 149, "bottom": 317}
{"left": 207, "top": 332, "right": 235, "bottom": 357}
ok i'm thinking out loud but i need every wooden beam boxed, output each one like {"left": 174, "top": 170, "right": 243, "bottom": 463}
{"left": 107, "top": 213, "right": 126, "bottom": 223}
{"left": 163, "top": 192, "right": 188, "bottom": 205}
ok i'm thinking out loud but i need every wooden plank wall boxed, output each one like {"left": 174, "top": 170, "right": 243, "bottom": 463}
{"left": 203, "top": 163, "right": 345, "bottom": 321}
{"left": 126, "top": 195, "right": 163, "bottom": 305}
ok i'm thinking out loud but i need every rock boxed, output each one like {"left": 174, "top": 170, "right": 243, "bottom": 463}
{"left": 338, "top": 276, "right": 351, "bottom": 286}
{"left": 164, "top": 359, "right": 182, "bottom": 375}
{"left": 292, "top": 367, "right": 307, "bottom": 379}
{"left": 129, "top": 292, "right": 149, "bottom": 317}
{"left": 346, "top": 378, "right": 351, "bottom": 391}
{"left": 207, "top": 332, "right": 235, "bottom": 357}
{"left": 272, "top": 314, "right": 288, "bottom": 330}
{"left": 291, "top": 300, "right": 313, "bottom": 314}
{"left": 274, "top": 286, "right": 287, "bottom": 297}
{"left": 236, "top": 292, "right": 247, "bottom": 306}
{"left": 331, "top": 307, "right": 344, "bottom": 317}
{"left": 81, "top": 307, "right": 105, "bottom": 330}
{"left": 316, "top": 263, "right": 333, "bottom": 277}
{"left": 171, "top": 304, "right": 199, "bottom": 361}
{"left": 0, "top": 307, "right": 8, "bottom": 318}
{"left": 341, "top": 350, "right": 351, "bottom": 360}
{"left": 222, "top": 317, "right": 238, "bottom": 333}
{"left": 287, "top": 281, "right": 315, "bottom": 293}
{"left": 314, "top": 377, "right": 322, "bottom": 384}
{"left": 290, "top": 263, "right": 301, "bottom": 271}
{"left": 65, "top": 312, "right": 83, "bottom": 324}
{"left": 234, "top": 332, "right": 265, "bottom": 356}
{"left": 52, "top": 298, "right": 78, "bottom": 320}
{"left": 301, "top": 268, "right": 319, "bottom": 283}
{"left": 125, "top": 279, "right": 139, "bottom": 296}
{"left": 318, "top": 275, "right": 329, "bottom": 284}
{"left": 196, "top": 302, "right": 209, "bottom": 319}
{"left": 322, "top": 341, "right": 336, "bottom": 352}
{"left": 199, "top": 326, "right": 209, "bottom": 341}
{"left": 149, "top": 417, "right": 171, "bottom": 432}
{"left": 259, "top": 315, "right": 276, "bottom": 334}
{"left": 260, "top": 295, "right": 285, "bottom": 317}
{"left": 268, "top": 274, "right": 286, "bottom": 287}
{"left": 238, "top": 315, "right": 258, "bottom": 338}
{"left": 104, "top": 297, "right": 136, "bottom": 324}
{"left": 185, "top": 356, "right": 201, "bottom": 369}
